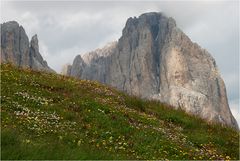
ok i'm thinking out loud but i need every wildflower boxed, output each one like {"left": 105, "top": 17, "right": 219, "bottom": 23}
{"left": 102, "top": 140, "right": 106, "bottom": 145}
{"left": 98, "top": 108, "right": 105, "bottom": 113}
{"left": 25, "top": 139, "right": 31, "bottom": 144}
{"left": 77, "top": 140, "right": 82, "bottom": 146}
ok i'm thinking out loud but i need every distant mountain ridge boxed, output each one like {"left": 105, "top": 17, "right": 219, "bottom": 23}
{"left": 1, "top": 21, "right": 54, "bottom": 72}
{"left": 66, "top": 12, "right": 238, "bottom": 129}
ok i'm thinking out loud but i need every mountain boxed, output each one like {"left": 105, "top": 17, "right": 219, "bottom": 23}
{"left": 1, "top": 21, "right": 54, "bottom": 73}
{"left": 1, "top": 63, "right": 239, "bottom": 160}
{"left": 67, "top": 12, "right": 238, "bottom": 129}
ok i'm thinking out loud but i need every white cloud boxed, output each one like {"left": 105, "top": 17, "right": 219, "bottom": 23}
{"left": 58, "top": 12, "right": 103, "bottom": 30}
{"left": 19, "top": 11, "right": 39, "bottom": 30}
{"left": 39, "top": 41, "right": 50, "bottom": 58}
{"left": 46, "top": 46, "right": 88, "bottom": 73}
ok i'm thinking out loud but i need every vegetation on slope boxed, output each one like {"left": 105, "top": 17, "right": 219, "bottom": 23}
{"left": 1, "top": 64, "right": 239, "bottom": 160}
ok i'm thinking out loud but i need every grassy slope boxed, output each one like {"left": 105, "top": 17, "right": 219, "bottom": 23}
{"left": 1, "top": 64, "right": 239, "bottom": 160}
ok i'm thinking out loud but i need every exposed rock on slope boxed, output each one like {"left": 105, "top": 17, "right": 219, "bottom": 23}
{"left": 1, "top": 21, "right": 54, "bottom": 72}
{"left": 68, "top": 12, "right": 238, "bottom": 129}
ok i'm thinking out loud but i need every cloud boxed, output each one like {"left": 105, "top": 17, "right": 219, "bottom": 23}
{"left": 19, "top": 11, "right": 40, "bottom": 35}
{"left": 1, "top": 1, "right": 239, "bottom": 126}
{"left": 57, "top": 12, "right": 103, "bottom": 30}
{"left": 38, "top": 41, "right": 50, "bottom": 58}
{"left": 45, "top": 45, "right": 90, "bottom": 72}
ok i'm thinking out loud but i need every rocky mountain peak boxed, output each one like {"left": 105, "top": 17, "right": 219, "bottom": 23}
{"left": 67, "top": 12, "right": 238, "bottom": 129}
{"left": 2, "top": 20, "right": 19, "bottom": 29}
{"left": 1, "top": 21, "right": 30, "bottom": 67}
{"left": 123, "top": 12, "right": 176, "bottom": 40}
{"left": 82, "top": 41, "right": 117, "bottom": 65}
{"left": 1, "top": 21, "right": 54, "bottom": 73}
{"left": 69, "top": 55, "right": 86, "bottom": 77}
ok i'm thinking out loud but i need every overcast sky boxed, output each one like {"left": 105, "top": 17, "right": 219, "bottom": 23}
{"left": 1, "top": 0, "right": 239, "bottom": 126}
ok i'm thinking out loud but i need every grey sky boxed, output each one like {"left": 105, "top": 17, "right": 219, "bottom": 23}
{"left": 1, "top": 0, "right": 239, "bottom": 126}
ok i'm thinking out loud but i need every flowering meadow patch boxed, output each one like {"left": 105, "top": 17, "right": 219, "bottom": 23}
{"left": 1, "top": 64, "right": 239, "bottom": 160}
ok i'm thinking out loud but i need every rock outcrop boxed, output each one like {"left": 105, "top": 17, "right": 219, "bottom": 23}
{"left": 70, "top": 41, "right": 117, "bottom": 83}
{"left": 68, "top": 12, "right": 238, "bottom": 129}
{"left": 1, "top": 21, "right": 54, "bottom": 72}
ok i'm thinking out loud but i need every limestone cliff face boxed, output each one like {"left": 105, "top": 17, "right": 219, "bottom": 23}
{"left": 69, "top": 12, "right": 237, "bottom": 129}
{"left": 1, "top": 21, "right": 54, "bottom": 73}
